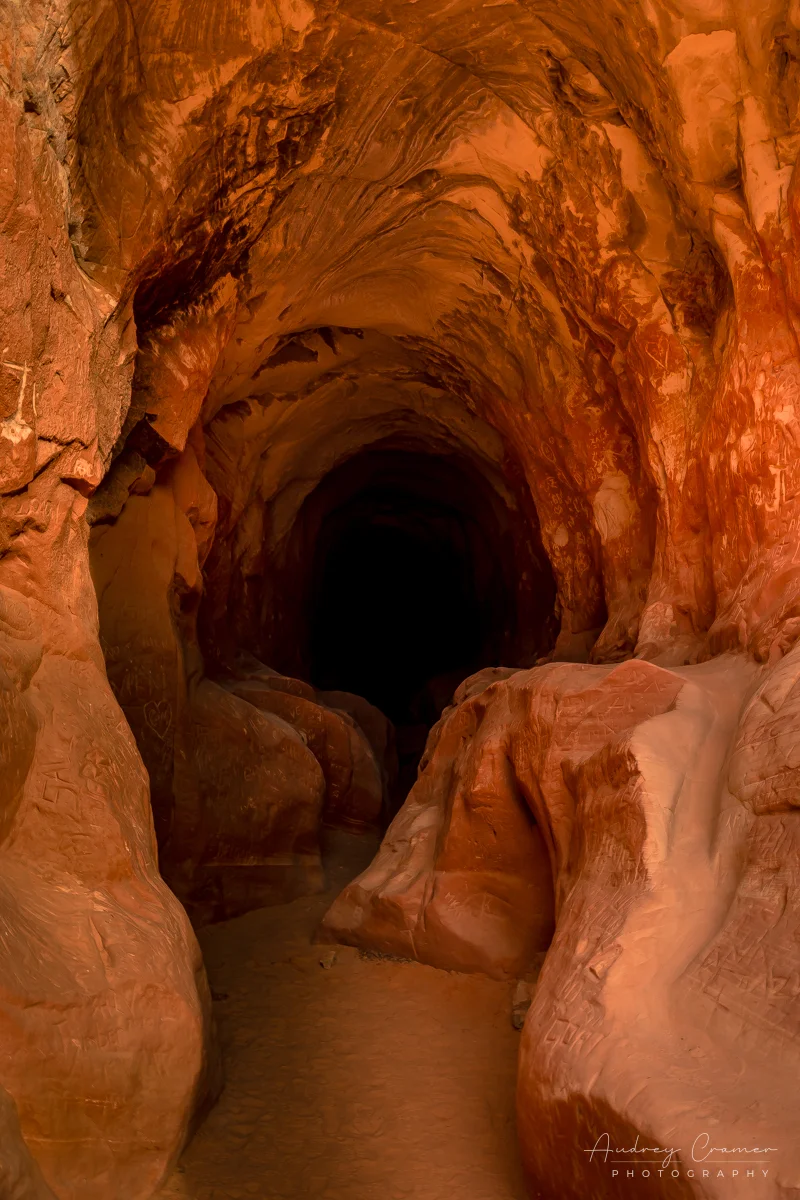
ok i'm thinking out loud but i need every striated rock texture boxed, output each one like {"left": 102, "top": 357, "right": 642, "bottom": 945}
{"left": 2, "top": 0, "right": 800, "bottom": 1196}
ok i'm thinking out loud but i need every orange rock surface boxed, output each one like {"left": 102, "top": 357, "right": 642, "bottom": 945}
{"left": 2, "top": 0, "right": 800, "bottom": 1195}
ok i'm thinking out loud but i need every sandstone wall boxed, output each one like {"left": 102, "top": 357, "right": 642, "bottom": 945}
{"left": 3, "top": 0, "right": 800, "bottom": 1195}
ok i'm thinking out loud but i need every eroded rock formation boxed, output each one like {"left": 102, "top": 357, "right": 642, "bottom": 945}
{"left": 89, "top": 440, "right": 386, "bottom": 920}
{"left": 2, "top": 0, "right": 800, "bottom": 1195}
{"left": 326, "top": 654, "right": 800, "bottom": 1195}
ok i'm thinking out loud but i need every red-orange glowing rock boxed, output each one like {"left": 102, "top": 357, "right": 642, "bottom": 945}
{"left": 3, "top": 0, "right": 800, "bottom": 1194}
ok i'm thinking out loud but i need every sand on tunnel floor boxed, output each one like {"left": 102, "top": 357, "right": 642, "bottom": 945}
{"left": 156, "top": 831, "right": 528, "bottom": 1200}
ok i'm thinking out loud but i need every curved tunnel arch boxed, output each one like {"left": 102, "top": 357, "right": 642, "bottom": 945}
{"left": 264, "top": 441, "right": 557, "bottom": 718}
{"left": 195, "top": 418, "right": 557, "bottom": 799}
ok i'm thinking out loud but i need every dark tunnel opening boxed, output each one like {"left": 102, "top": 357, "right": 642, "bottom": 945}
{"left": 309, "top": 489, "right": 491, "bottom": 726}
{"left": 260, "top": 442, "right": 559, "bottom": 806}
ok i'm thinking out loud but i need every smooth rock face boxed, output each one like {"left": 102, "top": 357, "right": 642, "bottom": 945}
{"left": 517, "top": 653, "right": 800, "bottom": 1200}
{"left": 322, "top": 674, "right": 557, "bottom": 978}
{"left": 327, "top": 654, "right": 800, "bottom": 1195}
{"left": 0, "top": 572, "right": 216, "bottom": 1200}
{"left": 3, "top": 0, "right": 800, "bottom": 1196}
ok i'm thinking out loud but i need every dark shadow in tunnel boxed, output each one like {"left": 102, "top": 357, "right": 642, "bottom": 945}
{"left": 310, "top": 490, "right": 486, "bottom": 725}
{"left": 261, "top": 441, "right": 557, "bottom": 809}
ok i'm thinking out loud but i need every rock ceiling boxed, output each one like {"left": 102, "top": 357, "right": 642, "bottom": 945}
{"left": 13, "top": 0, "right": 800, "bottom": 667}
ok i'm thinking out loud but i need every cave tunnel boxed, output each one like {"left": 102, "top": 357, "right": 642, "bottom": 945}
{"left": 8, "top": 2, "right": 800, "bottom": 1197}
{"left": 306, "top": 450, "right": 528, "bottom": 724}
{"left": 254, "top": 441, "right": 558, "bottom": 799}
{"left": 310, "top": 493, "right": 487, "bottom": 725}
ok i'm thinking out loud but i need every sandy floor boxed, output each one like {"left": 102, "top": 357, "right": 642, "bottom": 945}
{"left": 157, "top": 831, "right": 528, "bottom": 1200}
